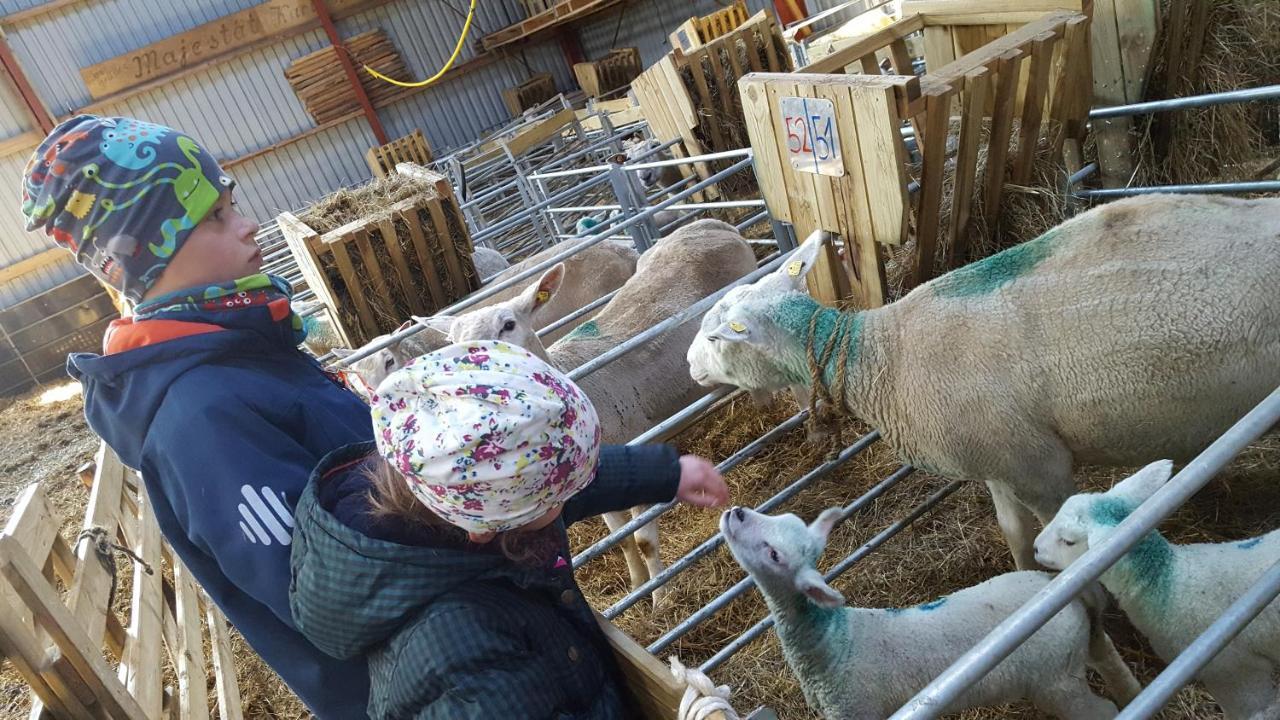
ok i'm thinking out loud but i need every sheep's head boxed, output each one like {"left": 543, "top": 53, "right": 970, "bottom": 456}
{"left": 332, "top": 320, "right": 421, "bottom": 399}
{"left": 721, "top": 505, "right": 845, "bottom": 608}
{"left": 1034, "top": 459, "right": 1174, "bottom": 570}
{"left": 687, "top": 230, "right": 828, "bottom": 393}
{"left": 620, "top": 138, "right": 668, "bottom": 188}
{"left": 415, "top": 263, "right": 564, "bottom": 363}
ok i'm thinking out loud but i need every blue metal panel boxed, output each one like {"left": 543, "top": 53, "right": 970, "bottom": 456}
{"left": 0, "top": 154, "right": 84, "bottom": 309}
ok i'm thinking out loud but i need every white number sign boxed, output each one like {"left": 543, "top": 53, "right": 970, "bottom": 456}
{"left": 779, "top": 96, "right": 843, "bottom": 177}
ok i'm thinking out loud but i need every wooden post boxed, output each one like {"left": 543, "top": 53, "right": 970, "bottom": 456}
{"left": 1090, "top": 0, "right": 1158, "bottom": 187}
{"left": 310, "top": 0, "right": 387, "bottom": 145}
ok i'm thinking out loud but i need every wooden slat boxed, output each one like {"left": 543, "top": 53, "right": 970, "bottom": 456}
{"left": 1011, "top": 33, "right": 1057, "bottom": 184}
{"left": 851, "top": 79, "right": 912, "bottom": 250}
{"left": 819, "top": 82, "right": 884, "bottom": 305}
{"left": 352, "top": 228, "right": 392, "bottom": 329}
{"left": 982, "top": 50, "right": 1023, "bottom": 226}
{"left": 400, "top": 208, "right": 448, "bottom": 311}
{"left": 0, "top": 602, "right": 93, "bottom": 720}
{"left": 912, "top": 92, "right": 951, "bottom": 286}
{"left": 686, "top": 54, "right": 724, "bottom": 150}
{"left": 801, "top": 14, "right": 925, "bottom": 75}
{"left": 425, "top": 198, "right": 467, "bottom": 297}
{"left": 3, "top": 484, "right": 60, "bottom": 563}
{"left": 921, "top": 26, "right": 957, "bottom": 73}
{"left": 947, "top": 67, "right": 990, "bottom": 266}
{"left": 377, "top": 218, "right": 425, "bottom": 316}
{"left": 119, "top": 485, "right": 164, "bottom": 718}
{"left": 738, "top": 79, "right": 791, "bottom": 223}
{"left": 172, "top": 559, "right": 210, "bottom": 720}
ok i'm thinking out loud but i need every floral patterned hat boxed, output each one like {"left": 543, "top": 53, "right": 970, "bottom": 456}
{"left": 370, "top": 341, "right": 602, "bottom": 534}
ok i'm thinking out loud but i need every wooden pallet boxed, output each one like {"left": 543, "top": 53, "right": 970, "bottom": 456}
{"left": 519, "top": 0, "right": 556, "bottom": 17}
{"left": 284, "top": 28, "right": 411, "bottom": 124}
{"left": 482, "top": 0, "right": 625, "bottom": 51}
{"left": 277, "top": 167, "right": 479, "bottom": 346}
{"left": 573, "top": 47, "right": 642, "bottom": 98}
{"left": 366, "top": 128, "right": 434, "bottom": 179}
{"left": 743, "top": 10, "right": 1092, "bottom": 306}
{"left": 0, "top": 443, "right": 243, "bottom": 720}
{"left": 501, "top": 72, "right": 558, "bottom": 117}
{"left": 669, "top": 0, "right": 750, "bottom": 52}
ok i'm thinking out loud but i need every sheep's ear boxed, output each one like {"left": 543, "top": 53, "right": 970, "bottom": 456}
{"left": 516, "top": 264, "right": 565, "bottom": 316}
{"left": 330, "top": 347, "right": 354, "bottom": 359}
{"left": 777, "top": 230, "right": 829, "bottom": 289}
{"left": 609, "top": 152, "right": 627, "bottom": 164}
{"left": 705, "top": 319, "right": 752, "bottom": 344}
{"left": 396, "top": 319, "right": 415, "bottom": 333}
{"left": 414, "top": 314, "right": 456, "bottom": 336}
{"left": 795, "top": 567, "right": 845, "bottom": 608}
{"left": 1110, "top": 459, "right": 1174, "bottom": 502}
{"left": 808, "top": 507, "right": 843, "bottom": 545}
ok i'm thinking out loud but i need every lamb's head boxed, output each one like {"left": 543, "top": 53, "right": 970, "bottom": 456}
{"left": 416, "top": 263, "right": 565, "bottom": 363}
{"left": 332, "top": 319, "right": 422, "bottom": 399}
{"left": 686, "top": 230, "right": 829, "bottom": 393}
{"left": 618, "top": 138, "right": 668, "bottom": 188}
{"left": 1034, "top": 459, "right": 1174, "bottom": 570}
{"left": 721, "top": 505, "right": 845, "bottom": 608}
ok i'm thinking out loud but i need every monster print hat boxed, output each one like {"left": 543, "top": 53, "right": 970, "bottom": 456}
{"left": 20, "top": 115, "right": 234, "bottom": 302}
{"left": 370, "top": 341, "right": 602, "bottom": 535}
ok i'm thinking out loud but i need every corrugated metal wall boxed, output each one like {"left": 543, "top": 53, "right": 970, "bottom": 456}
{"left": 578, "top": 0, "right": 774, "bottom": 66}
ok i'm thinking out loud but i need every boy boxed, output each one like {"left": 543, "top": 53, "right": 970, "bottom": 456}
{"left": 22, "top": 115, "right": 374, "bottom": 717}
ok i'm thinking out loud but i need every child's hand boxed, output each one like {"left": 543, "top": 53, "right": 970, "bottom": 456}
{"left": 676, "top": 455, "right": 729, "bottom": 508}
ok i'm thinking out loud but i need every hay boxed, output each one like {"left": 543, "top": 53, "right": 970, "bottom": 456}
{"left": 297, "top": 175, "right": 476, "bottom": 345}
{"left": 1133, "top": 0, "right": 1280, "bottom": 186}
{"left": 571, "top": 392, "right": 1279, "bottom": 719}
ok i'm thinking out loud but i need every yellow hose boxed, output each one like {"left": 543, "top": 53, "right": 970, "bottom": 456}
{"left": 365, "top": 0, "right": 477, "bottom": 88}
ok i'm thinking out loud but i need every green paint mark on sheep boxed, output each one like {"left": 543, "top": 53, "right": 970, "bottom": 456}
{"left": 566, "top": 320, "right": 601, "bottom": 340}
{"left": 769, "top": 294, "right": 863, "bottom": 386}
{"left": 1238, "top": 537, "right": 1262, "bottom": 550}
{"left": 1092, "top": 497, "right": 1174, "bottom": 609}
{"left": 932, "top": 227, "right": 1060, "bottom": 299}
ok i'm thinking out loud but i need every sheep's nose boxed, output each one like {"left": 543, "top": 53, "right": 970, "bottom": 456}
{"left": 733, "top": 507, "right": 745, "bottom": 522}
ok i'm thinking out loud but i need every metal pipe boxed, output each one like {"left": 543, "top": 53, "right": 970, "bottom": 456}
{"left": 547, "top": 200, "right": 766, "bottom": 213}
{"left": 700, "top": 478, "right": 964, "bottom": 673}
{"left": 649, "top": 174, "right": 697, "bottom": 202}
{"left": 1075, "top": 181, "right": 1280, "bottom": 199}
{"left": 472, "top": 172, "right": 612, "bottom": 243}
{"left": 1117, "top": 558, "right": 1280, "bottom": 719}
{"left": 736, "top": 210, "right": 771, "bottom": 233}
{"left": 536, "top": 291, "right": 617, "bottom": 338}
{"left": 649, "top": 465, "right": 917, "bottom": 654}
{"left": 604, "top": 431, "right": 882, "bottom": 619}
{"left": 574, "top": 408, "right": 810, "bottom": 570}
{"left": 1068, "top": 162, "right": 1099, "bottom": 187}
{"left": 889, "top": 385, "right": 1280, "bottom": 720}
{"left": 527, "top": 148, "right": 754, "bottom": 181}
{"left": 1088, "top": 84, "right": 1280, "bottom": 120}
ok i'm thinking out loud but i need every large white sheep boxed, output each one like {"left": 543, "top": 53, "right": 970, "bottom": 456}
{"left": 471, "top": 246, "right": 510, "bottom": 280}
{"left": 335, "top": 238, "right": 638, "bottom": 395}
{"left": 1036, "top": 460, "right": 1280, "bottom": 720}
{"left": 425, "top": 219, "right": 759, "bottom": 604}
{"left": 722, "top": 505, "right": 1140, "bottom": 719}
{"left": 687, "top": 194, "right": 1280, "bottom": 568}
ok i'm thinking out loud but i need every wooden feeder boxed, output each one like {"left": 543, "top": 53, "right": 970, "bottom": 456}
{"left": 366, "top": 129, "right": 434, "bottom": 179}
{"left": 502, "top": 72, "right": 558, "bottom": 117}
{"left": 573, "top": 47, "right": 643, "bottom": 98}
{"left": 277, "top": 167, "right": 480, "bottom": 347}
{"left": 669, "top": 0, "right": 750, "bottom": 52}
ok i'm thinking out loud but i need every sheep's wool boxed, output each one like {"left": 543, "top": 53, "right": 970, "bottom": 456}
{"left": 370, "top": 341, "right": 601, "bottom": 534}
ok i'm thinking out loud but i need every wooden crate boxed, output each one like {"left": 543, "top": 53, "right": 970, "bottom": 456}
{"left": 284, "top": 29, "right": 410, "bottom": 124}
{"left": 633, "top": 10, "right": 791, "bottom": 195}
{"left": 743, "top": 10, "right": 1092, "bottom": 306}
{"left": 0, "top": 443, "right": 243, "bottom": 720}
{"left": 519, "top": 0, "right": 555, "bottom": 17}
{"left": 669, "top": 0, "right": 750, "bottom": 52}
{"left": 277, "top": 167, "right": 480, "bottom": 347}
{"left": 573, "top": 47, "right": 642, "bottom": 98}
{"left": 366, "top": 129, "right": 434, "bottom": 179}
{"left": 502, "top": 72, "right": 558, "bottom": 117}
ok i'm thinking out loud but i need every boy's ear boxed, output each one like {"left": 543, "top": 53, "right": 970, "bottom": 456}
{"left": 795, "top": 567, "right": 844, "bottom": 608}
{"left": 1110, "top": 459, "right": 1175, "bottom": 502}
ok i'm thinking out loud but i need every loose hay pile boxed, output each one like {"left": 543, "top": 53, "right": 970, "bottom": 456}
{"left": 570, "top": 394, "right": 1280, "bottom": 719}
{"left": 295, "top": 174, "right": 479, "bottom": 345}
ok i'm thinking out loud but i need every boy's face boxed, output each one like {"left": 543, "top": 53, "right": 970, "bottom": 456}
{"left": 143, "top": 190, "right": 262, "bottom": 299}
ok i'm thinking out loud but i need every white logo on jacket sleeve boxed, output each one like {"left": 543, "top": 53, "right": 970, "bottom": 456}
{"left": 237, "top": 485, "right": 294, "bottom": 545}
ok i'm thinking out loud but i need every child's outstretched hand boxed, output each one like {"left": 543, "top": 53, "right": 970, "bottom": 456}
{"left": 676, "top": 455, "right": 730, "bottom": 508}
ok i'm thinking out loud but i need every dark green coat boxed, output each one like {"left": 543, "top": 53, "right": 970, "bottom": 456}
{"left": 289, "top": 441, "right": 680, "bottom": 720}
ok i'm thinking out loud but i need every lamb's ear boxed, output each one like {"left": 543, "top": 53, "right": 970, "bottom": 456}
{"left": 515, "top": 264, "right": 565, "bottom": 316}
{"left": 777, "top": 230, "right": 829, "bottom": 289}
{"left": 330, "top": 347, "right": 355, "bottom": 359}
{"left": 395, "top": 320, "right": 414, "bottom": 333}
{"left": 795, "top": 567, "right": 845, "bottom": 608}
{"left": 609, "top": 152, "right": 627, "bottom": 164}
{"left": 808, "top": 507, "right": 843, "bottom": 545}
{"left": 1110, "top": 459, "right": 1174, "bottom": 502}
{"left": 704, "top": 318, "right": 752, "bottom": 344}
{"left": 414, "top": 314, "right": 457, "bottom": 336}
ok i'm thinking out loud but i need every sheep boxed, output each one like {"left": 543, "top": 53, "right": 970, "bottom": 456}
{"left": 424, "top": 219, "right": 758, "bottom": 605}
{"left": 721, "top": 504, "right": 1141, "bottom": 719}
{"left": 1036, "top": 460, "right": 1280, "bottom": 720}
{"left": 335, "top": 238, "right": 638, "bottom": 396}
{"left": 687, "top": 194, "right": 1280, "bottom": 569}
{"left": 471, "top": 246, "right": 510, "bottom": 281}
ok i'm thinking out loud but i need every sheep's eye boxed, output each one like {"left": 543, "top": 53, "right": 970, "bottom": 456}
{"left": 384, "top": 356, "right": 396, "bottom": 371}
{"left": 769, "top": 548, "right": 780, "bottom": 563}
{"left": 502, "top": 320, "right": 516, "bottom": 333}
{"left": 1062, "top": 539, "right": 1077, "bottom": 547}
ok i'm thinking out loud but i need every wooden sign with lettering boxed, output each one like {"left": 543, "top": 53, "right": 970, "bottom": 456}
{"left": 79, "top": 0, "right": 380, "bottom": 99}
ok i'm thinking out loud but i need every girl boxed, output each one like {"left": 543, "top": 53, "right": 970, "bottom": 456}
{"left": 289, "top": 340, "right": 730, "bottom": 719}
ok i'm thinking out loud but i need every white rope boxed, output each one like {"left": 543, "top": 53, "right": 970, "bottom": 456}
{"left": 669, "top": 656, "right": 740, "bottom": 720}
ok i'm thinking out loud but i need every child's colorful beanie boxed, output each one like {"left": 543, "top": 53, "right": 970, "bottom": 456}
{"left": 370, "top": 341, "right": 602, "bottom": 535}
{"left": 20, "top": 115, "right": 234, "bottom": 302}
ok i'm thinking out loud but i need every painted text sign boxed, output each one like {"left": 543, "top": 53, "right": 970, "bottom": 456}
{"left": 780, "top": 96, "right": 843, "bottom": 177}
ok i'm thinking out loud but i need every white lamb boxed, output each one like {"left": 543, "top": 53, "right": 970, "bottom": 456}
{"left": 687, "top": 194, "right": 1280, "bottom": 568}
{"left": 722, "top": 505, "right": 1140, "bottom": 719}
{"left": 424, "top": 219, "right": 758, "bottom": 605}
{"left": 1036, "top": 460, "right": 1280, "bottom": 720}
{"left": 335, "top": 238, "right": 638, "bottom": 395}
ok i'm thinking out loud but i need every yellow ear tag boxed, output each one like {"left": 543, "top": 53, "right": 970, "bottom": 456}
{"left": 536, "top": 290, "right": 550, "bottom": 303}
{"left": 728, "top": 321, "right": 747, "bottom": 333}
{"left": 787, "top": 260, "right": 803, "bottom": 277}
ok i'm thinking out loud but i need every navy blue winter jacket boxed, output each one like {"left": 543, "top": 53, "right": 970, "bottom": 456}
{"left": 66, "top": 301, "right": 374, "bottom": 718}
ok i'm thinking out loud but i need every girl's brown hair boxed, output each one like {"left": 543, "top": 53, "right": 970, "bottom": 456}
{"left": 363, "top": 456, "right": 545, "bottom": 563}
